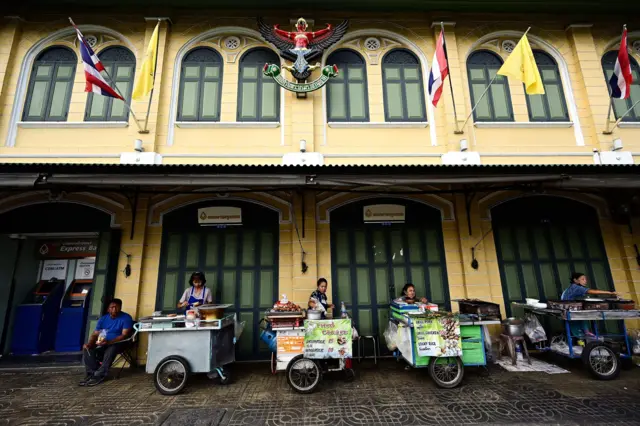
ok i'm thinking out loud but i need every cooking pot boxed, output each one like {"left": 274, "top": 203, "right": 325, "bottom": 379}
{"left": 502, "top": 317, "right": 525, "bottom": 336}
{"left": 307, "top": 310, "right": 323, "bottom": 320}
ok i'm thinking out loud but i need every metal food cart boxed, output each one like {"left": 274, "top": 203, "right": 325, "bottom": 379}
{"left": 515, "top": 302, "right": 640, "bottom": 380}
{"left": 390, "top": 302, "right": 499, "bottom": 388}
{"left": 136, "top": 311, "right": 236, "bottom": 395}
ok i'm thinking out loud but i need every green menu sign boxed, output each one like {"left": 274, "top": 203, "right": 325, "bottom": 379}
{"left": 414, "top": 315, "right": 462, "bottom": 357}
{"left": 303, "top": 319, "right": 352, "bottom": 359}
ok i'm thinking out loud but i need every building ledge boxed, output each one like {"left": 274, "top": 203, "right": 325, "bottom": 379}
{"left": 17, "top": 121, "right": 129, "bottom": 129}
{"left": 474, "top": 121, "right": 573, "bottom": 129}
{"left": 175, "top": 121, "right": 280, "bottom": 129}
{"left": 328, "top": 122, "right": 428, "bottom": 129}
{"left": 617, "top": 122, "right": 640, "bottom": 129}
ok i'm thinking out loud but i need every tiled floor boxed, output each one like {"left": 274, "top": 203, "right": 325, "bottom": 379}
{"left": 0, "top": 357, "right": 638, "bottom": 425}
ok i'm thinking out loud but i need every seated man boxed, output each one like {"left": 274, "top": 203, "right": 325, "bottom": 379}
{"left": 80, "top": 298, "right": 133, "bottom": 386}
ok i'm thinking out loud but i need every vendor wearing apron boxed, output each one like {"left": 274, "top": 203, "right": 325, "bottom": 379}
{"left": 308, "top": 278, "right": 334, "bottom": 318}
{"left": 178, "top": 271, "right": 213, "bottom": 310}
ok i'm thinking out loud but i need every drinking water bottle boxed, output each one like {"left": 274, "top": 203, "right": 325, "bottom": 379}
{"left": 340, "top": 302, "right": 348, "bottom": 318}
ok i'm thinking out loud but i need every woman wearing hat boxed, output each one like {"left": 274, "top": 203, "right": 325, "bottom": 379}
{"left": 178, "top": 271, "right": 212, "bottom": 310}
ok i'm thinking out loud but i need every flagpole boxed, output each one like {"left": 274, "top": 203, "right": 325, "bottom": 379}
{"left": 141, "top": 20, "right": 162, "bottom": 134}
{"left": 69, "top": 18, "right": 144, "bottom": 133}
{"left": 603, "top": 24, "right": 627, "bottom": 135}
{"left": 440, "top": 22, "right": 461, "bottom": 134}
{"left": 611, "top": 98, "right": 640, "bottom": 129}
{"left": 460, "top": 27, "right": 531, "bottom": 130}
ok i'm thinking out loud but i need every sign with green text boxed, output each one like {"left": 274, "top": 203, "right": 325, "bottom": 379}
{"left": 263, "top": 64, "right": 339, "bottom": 93}
{"left": 303, "top": 319, "right": 352, "bottom": 359}
{"left": 414, "top": 315, "right": 462, "bottom": 357}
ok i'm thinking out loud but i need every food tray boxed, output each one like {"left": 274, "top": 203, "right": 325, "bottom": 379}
{"left": 266, "top": 311, "right": 305, "bottom": 318}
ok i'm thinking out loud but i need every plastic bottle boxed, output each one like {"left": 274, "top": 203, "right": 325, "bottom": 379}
{"left": 340, "top": 302, "right": 348, "bottom": 319}
{"left": 515, "top": 343, "right": 523, "bottom": 361}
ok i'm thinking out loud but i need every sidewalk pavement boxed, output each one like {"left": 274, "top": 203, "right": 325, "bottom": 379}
{"left": 0, "top": 357, "right": 638, "bottom": 426}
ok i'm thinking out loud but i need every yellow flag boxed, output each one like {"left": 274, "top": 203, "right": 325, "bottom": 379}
{"left": 497, "top": 34, "right": 545, "bottom": 95}
{"left": 132, "top": 21, "right": 160, "bottom": 101}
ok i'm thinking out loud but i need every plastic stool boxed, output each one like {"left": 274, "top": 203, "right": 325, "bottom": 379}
{"left": 357, "top": 336, "right": 378, "bottom": 365}
{"left": 500, "top": 334, "right": 531, "bottom": 366}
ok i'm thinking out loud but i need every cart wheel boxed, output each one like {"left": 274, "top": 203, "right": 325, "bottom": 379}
{"left": 286, "top": 355, "right": 322, "bottom": 394}
{"left": 582, "top": 342, "right": 620, "bottom": 380}
{"left": 429, "top": 357, "right": 464, "bottom": 389}
{"left": 154, "top": 356, "right": 190, "bottom": 395}
{"left": 218, "top": 368, "right": 232, "bottom": 385}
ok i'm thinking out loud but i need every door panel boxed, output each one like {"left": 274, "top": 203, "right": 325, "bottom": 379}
{"left": 157, "top": 227, "right": 278, "bottom": 360}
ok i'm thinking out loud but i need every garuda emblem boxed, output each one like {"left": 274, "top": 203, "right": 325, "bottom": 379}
{"left": 258, "top": 17, "right": 349, "bottom": 83}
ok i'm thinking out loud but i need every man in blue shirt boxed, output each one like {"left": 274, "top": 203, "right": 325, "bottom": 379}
{"left": 79, "top": 298, "right": 133, "bottom": 386}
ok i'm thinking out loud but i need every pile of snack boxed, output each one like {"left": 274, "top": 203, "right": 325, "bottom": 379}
{"left": 271, "top": 300, "right": 301, "bottom": 312}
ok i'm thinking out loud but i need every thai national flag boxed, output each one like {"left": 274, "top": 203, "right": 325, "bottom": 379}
{"left": 427, "top": 31, "right": 449, "bottom": 107}
{"left": 73, "top": 25, "right": 123, "bottom": 100}
{"left": 609, "top": 28, "right": 633, "bottom": 99}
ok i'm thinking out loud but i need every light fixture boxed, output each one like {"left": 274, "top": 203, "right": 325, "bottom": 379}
{"left": 134, "top": 139, "right": 144, "bottom": 152}
{"left": 299, "top": 139, "right": 307, "bottom": 153}
{"left": 613, "top": 138, "right": 623, "bottom": 151}
{"left": 460, "top": 139, "right": 469, "bottom": 152}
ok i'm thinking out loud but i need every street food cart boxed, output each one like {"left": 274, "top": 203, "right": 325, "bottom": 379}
{"left": 136, "top": 304, "right": 236, "bottom": 395}
{"left": 514, "top": 300, "right": 640, "bottom": 380}
{"left": 262, "top": 299, "right": 355, "bottom": 393}
{"left": 389, "top": 301, "right": 500, "bottom": 388}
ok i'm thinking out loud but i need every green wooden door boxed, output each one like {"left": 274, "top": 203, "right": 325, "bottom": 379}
{"left": 330, "top": 200, "right": 449, "bottom": 345}
{"left": 492, "top": 197, "right": 614, "bottom": 316}
{"left": 157, "top": 227, "right": 278, "bottom": 360}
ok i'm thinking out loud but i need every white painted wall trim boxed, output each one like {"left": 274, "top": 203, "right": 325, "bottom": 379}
{"left": 18, "top": 121, "right": 129, "bottom": 129}
{"left": 479, "top": 152, "right": 591, "bottom": 157}
{"left": 175, "top": 121, "right": 279, "bottom": 129}
{"left": 167, "top": 27, "right": 280, "bottom": 146}
{"left": 467, "top": 31, "right": 584, "bottom": 146}
{"left": 474, "top": 121, "right": 573, "bottom": 129}
{"left": 328, "top": 122, "right": 428, "bottom": 129}
{"left": 321, "top": 29, "right": 438, "bottom": 147}
{"left": 162, "top": 153, "right": 282, "bottom": 158}
{"left": 324, "top": 153, "right": 441, "bottom": 158}
{"left": 0, "top": 154, "right": 120, "bottom": 158}
{"left": 618, "top": 122, "right": 640, "bottom": 129}
{"left": 5, "top": 25, "right": 137, "bottom": 148}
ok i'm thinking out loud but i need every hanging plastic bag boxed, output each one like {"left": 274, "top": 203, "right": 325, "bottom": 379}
{"left": 629, "top": 329, "right": 640, "bottom": 355}
{"left": 384, "top": 321, "right": 398, "bottom": 351}
{"left": 524, "top": 313, "right": 547, "bottom": 343}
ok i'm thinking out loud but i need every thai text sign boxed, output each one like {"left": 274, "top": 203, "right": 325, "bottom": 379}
{"left": 363, "top": 204, "right": 406, "bottom": 223}
{"left": 37, "top": 240, "right": 98, "bottom": 259}
{"left": 303, "top": 319, "right": 352, "bottom": 359}
{"left": 414, "top": 315, "right": 462, "bottom": 357}
{"left": 198, "top": 207, "right": 242, "bottom": 225}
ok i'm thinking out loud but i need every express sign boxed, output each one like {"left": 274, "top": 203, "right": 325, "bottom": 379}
{"left": 37, "top": 239, "right": 98, "bottom": 259}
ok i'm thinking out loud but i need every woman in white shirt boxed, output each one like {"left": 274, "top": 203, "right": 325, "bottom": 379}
{"left": 178, "top": 271, "right": 213, "bottom": 310}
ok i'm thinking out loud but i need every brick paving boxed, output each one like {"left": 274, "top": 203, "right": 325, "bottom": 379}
{"left": 0, "top": 357, "right": 638, "bottom": 425}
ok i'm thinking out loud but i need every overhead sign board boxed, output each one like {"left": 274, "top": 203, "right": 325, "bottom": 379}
{"left": 363, "top": 204, "right": 406, "bottom": 223}
{"left": 37, "top": 239, "right": 98, "bottom": 259}
{"left": 198, "top": 207, "right": 242, "bottom": 226}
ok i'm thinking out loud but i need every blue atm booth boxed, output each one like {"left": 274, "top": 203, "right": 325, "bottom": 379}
{"left": 11, "top": 279, "right": 65, "bottom": 355}
{"left": 55, "top": 280, "right": 93, "bottom": 352}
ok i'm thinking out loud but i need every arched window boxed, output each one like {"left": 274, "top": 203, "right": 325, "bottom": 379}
{"left": 85, "top": 47, "right": 136, "bottom": 121}
{"left": 326, "top": 50, "right": 369, "bottom": 122}
{"left": 602, "top": 50, "right": 640, "bottom": 121}
{"left": 23, "top": 47, "right": 77, "bottom": 121}
{"left": 237, "top": 48, "right": 279, "bottom": 122}
{"left": 178, "top": 48, "right": 223, "bottom": 122}
{"left": 467, "top": 51, "right": 513, "bottom": 122}
{"left": 382, "top": 49, "right": 426, "bottom": 121}
{"left": 525, "top": 51, "right": 569, "bottom": 122}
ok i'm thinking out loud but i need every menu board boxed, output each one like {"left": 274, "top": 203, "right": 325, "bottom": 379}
{"left": 414, "top": 315, "right": 462, "bottom": 358}
{"left": 277, "top": 333, "right": 305, "bottom": 356}
{"left": 303, "top": 319, "right": 352, "bottom": 359}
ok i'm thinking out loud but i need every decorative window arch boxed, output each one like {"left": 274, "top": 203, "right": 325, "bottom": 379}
{"left": 237, "top": 48, "right": 279, "bottom": 122}
{"left": 382, "top": 49, "right": 426, "bottom": 121}
{"left": 23, "top": 46, "right": 77, "bottom": 122}
{"left": 602, "top": 50, "right": 640, "bottom": 121}
{"left": 85, "top": 46, "right": 135, "bottom": 121}
{"left": 525, "top": 51, "right": 569, "bottom": 122}
{"left": 326, "top": 49, "right": 369, "bottom": 122}
{"left": 467, "top": 50, "right": 513, "bottom": 122}
{"left": 177, "top": 47, "right": 223, "bottom": 122}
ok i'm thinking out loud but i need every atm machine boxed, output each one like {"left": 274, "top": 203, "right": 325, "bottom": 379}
{"left": 54, "top": 279, "right": 92, "bottom": 352}
{"left": 11, "top": 278, "right": 65, "bottom": 355}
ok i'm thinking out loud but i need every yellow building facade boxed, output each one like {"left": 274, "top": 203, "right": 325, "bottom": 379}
{"left": 0, "top": 11, "right": 639, "bottom": 360}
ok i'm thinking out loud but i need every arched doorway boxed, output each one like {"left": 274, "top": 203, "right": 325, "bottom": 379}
{"left": 0, "top": 202, "right": 120, "bottom": 354}
{"left": 330, "top": 198, "right": 449, "bottom": 343}
{"left": 492, "top": 196, "right": 614, "bottom": 316}
{"left": 157, "top": 200, "right": 279, "bottom": 360}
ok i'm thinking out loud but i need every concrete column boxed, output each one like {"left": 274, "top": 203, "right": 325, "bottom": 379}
{"left": 0, "top": 17, "right": 22, "bottom": 118}
{"left": 290, "top": 191, "right": 319, "bottom": 307}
